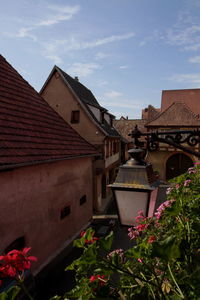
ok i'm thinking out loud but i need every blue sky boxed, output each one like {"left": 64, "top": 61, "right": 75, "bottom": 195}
{"left": 1, "top": 0, "right": 200, "bottom": 119}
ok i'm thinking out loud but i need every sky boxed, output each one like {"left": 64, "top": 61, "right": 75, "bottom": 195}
{"left": 1, "top": 0, "right": 200, "bottom": 119}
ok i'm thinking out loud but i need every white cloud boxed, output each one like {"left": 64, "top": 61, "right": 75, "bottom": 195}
{"left": 38, "top": 5, "right": 80, "bottom": 26}
{"left": 97, "top": 80, "right": 108, "bottom": 86}
{"left": 16, "top": 27, "right": 37, "bottom": 41}
{"left": 89, "top": 32, "right": 135, "bottom": 47}
{"left": 119, "top": 65, "right": 128, "bottom": 69}
{"left": 45, "top": 55, "right": 63, "bottom": 65}
{"left": 167, "top": 25, "right": 200, "bottom": 47}
{"left": 66, "top": 63, "right": 100, "bottom": 77}
{"left": 48, "top": 4, "right": 80, "bottom": 15}
{"left": 95, "top": 52, "right": 109, "bottom": 60}
{"left": 42, "top": 32, "right": 135, "bottom": 62}
{"left": 104, "top": 91, "right": 123, "bottom": 98}
{"left": 188, "top": 55, "right": 200, "bottom": 63}
{"left": 15, "top": 4, "right": 80, "bottom": 40}
{"left": 169, "top": 73, "right": 200, "bottom": 85}
{"left": 165, "top": 11, "right": 200, "bottom": 51}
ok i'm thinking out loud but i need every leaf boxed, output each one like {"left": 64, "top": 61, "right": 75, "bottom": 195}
{"left": 6, "top": 286, "right": 21, "bottom": 300}
{"left": 0, "top": 293, "right": 7, "bottom": 300}
{"left": 99, "top": 231, "right": 113, "bottom": 251}
{"left": 125, "top": 246, "right": 142, "bottom": 259}
{"left": 0, "top": 286, "right": 21, "bottom": 300}
{"left": 151, "top": 236, "right": 180, "bottom": 260}
{"left": 49, "top": 296, "right": 61, "bottom": 300}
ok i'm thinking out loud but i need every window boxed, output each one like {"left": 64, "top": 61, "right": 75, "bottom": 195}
{"left": 60, "top": 205, "right": 71, "bottom": 219}
{"left": 80, "top": 195, "right": 87, "bottom": 205}
{"left": 71, "top": 110, "right": 80, "bottom": 123}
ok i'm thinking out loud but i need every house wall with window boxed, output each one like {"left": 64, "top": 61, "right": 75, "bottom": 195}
{"left": 41, "top": 71, "right": 105, "bottom": 146}
{"left": 41, "top": 68, "right": 121, "bottom": 212}
{"left": 0, "top": 157, "right": 93, "bottom": 274}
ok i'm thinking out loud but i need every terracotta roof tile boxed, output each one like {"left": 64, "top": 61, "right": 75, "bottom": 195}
{"left": 0, "top": 55, "right": 97, "bottom": 169}
{"left": 114, "top": 119, "right": 146, "bottom": 142}
{"left": 146, "top": 102, "right": 200, "bottom": 127}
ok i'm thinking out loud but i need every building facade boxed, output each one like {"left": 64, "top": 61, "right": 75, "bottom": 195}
{"left": 114, "top": 89, "right": 200, "bottom": 181}
{"left": 0, "top": 55, "right": 97, "bottom": 274}
{"left": 40, "top": 66, "right": 121, "bottom": 212}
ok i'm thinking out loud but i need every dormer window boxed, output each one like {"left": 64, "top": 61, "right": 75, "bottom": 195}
{"left": 101, "top": 112, "right": 104, "bottom": 123}
{"left": 71, "top": 110, "right": 80, "bottom": 123}
{"left": 110, "top": 117, "right": 113, "bottom": 127}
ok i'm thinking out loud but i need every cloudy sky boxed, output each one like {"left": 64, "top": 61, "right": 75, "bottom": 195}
{"left": 1, "top": 0, "right": 200, "bottom": 119}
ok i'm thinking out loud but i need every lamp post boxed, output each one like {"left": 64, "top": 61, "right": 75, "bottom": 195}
{"left": 108, "top": 148, "right": 159, "bottom": 226}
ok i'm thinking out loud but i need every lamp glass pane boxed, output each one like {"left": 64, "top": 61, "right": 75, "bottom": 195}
{"left": 115, "top": 190, "right": 148, "bottom": 226}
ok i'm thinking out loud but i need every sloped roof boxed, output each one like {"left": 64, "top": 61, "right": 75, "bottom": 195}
{"left": 57, "top": 67, "right": 101, "bottom": 108}
{"left": 146, "top": 102, "right": 200, "bottom": 127}
{"left": 114, "top": 119, "right": 146, "bottom": 142}
{"left": 0, "top": 55, "right": 97, "bottom": 170}
{"left": 48, "top": 66, "right": 120, "bottom": 138}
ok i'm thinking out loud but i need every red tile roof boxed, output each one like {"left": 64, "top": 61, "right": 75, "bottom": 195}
{"left": 0, "top": 55, "right": 97, "bottom": 170}
{"left": 146, "top": 102, "right": 200, "bottom": 127}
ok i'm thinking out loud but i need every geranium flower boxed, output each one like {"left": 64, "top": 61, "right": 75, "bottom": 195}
{"left": 135, "top": 223, "right": 148, "bottom": 232}
{"left": 0, "top": 247, "right": 37, "bottom": 278}
{"left": 135, "top": 210, "right": 146, "bottom": 223}
{"left": 89, "top": 275, "right": 107, "bottom": 286}
{"left": 128, "top": 227, "right": 139, "bottom": 240}
{"left": 148, "top": 235, "right": 156, "bottom": 244}
{"left": 154, "top": 199, "right": 176, "bottom": 220}
{"left": 80, "top": 231, "right": 99, "bottom": 244}
{"left": 188, "top": 167, "right": 196, "bottom": 174}
{"left": 184, "top": 179, "right": 191, "bottom": 187}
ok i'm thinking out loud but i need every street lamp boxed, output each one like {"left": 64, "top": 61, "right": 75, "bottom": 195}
{"left": 108, "top": 148, "right": 159, "bottom": 226}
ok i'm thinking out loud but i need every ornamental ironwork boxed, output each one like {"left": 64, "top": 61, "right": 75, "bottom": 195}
{"left": 129, "top": 125, "right": 200, "bottom": 158}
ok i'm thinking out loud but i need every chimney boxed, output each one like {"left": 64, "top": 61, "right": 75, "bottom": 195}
{"left": 74, "top": 76, "right": 79, "bottom": 82}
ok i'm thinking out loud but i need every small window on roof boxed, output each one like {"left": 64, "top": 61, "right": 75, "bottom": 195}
{"left": 71, "top": 110, "right": 80, "bottom": 123}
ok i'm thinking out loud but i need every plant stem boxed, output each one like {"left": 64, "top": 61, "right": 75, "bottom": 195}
{"left": 102, "top": 258, "right": 157, "bottom": 287}
{"left": 18, "top": 280, "right": 34, "bottom": 300}
{"left": 167, "top": 263, "right": 184, "bottom": 299}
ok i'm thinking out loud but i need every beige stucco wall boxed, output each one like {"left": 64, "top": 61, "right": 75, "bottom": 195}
{"left": 146, "top": 150, "right": 197, "bottom": 180}
{"left": 41, "top": 72, "right": 105, "bottom": 145}
{"left": 0, "top": 157, "right": 93, "bottom": 273}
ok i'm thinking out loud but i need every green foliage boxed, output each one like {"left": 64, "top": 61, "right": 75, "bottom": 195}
{"left": 0, "top": 286, "right": 20, "bottom": 300}
{"left": 0, "top": 165, "right": 199, "bottom": 299}
{"left": 66, "top": 164, "right": 200, "bottom": 299}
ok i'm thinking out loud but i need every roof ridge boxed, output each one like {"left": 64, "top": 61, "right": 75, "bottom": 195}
{"left": 145, "top": 101, "right": 199, "bottom": 126}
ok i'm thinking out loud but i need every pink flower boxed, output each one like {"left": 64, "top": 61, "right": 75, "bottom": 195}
{"left": 148, "top": 235, "right": 156, "bottom": 244}
{"left": 188, "top": 167, "right": 196, "bottom": 174}
{"left": 128, "top": 228, "right": 139, "bottom": 240}
{"left": 135, "top": 223, "right": 148, "bottom": 232}
{"left": 107, "top": 249, "right": 124, "bottom": 263}
{"left": 154, "top": 199, "right": 176, "bottom": 220}
{"left": 175, "top": 184, "right": 180, "bottom": 190}
{"left": 137, "top": 258, "right": 143, "bottom": 263}
{"left": 135, "top": 210, "right": 146, "bottom": 223}
{"left": 184, "top": 179, "right": 191, "bottom": 187}
{"left": 166, "top": 187, "right": 173, "bottom": 195}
